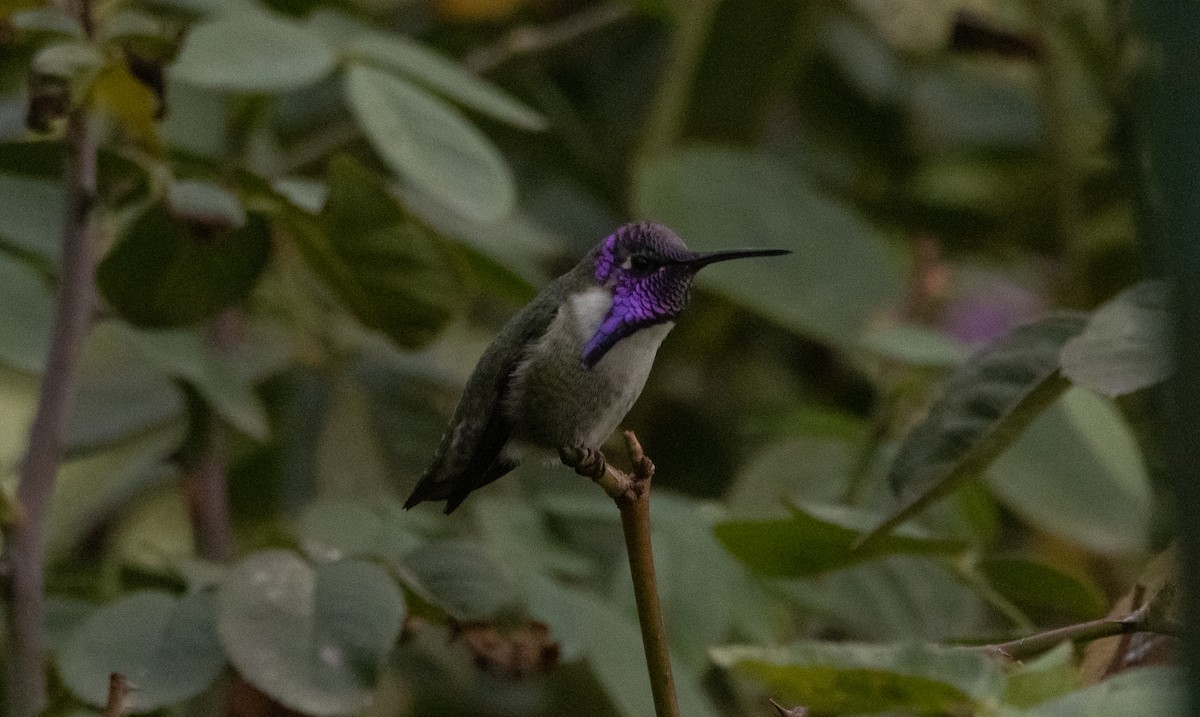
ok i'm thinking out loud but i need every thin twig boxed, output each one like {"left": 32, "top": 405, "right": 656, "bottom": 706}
{"left": 101, "top": 673, "right": 130, "bottom": 717}
{"left": 592, "top": 431, "right": 680, "bottom": 717}
{"left": 2, "top": 86, "right": 99, "bottom": 717}
{"left": 972, "top": 603, "right": 1151, "bottom": 662}
{"left": 180, "top": 311, "right": 239, "bottom": 563}
{"left": 464, "top": 4, "right": 633, "bottom": 73}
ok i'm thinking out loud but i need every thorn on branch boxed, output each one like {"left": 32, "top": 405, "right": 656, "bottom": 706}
{"left": 770, "top": 698, "right": 809, "bottom": 717}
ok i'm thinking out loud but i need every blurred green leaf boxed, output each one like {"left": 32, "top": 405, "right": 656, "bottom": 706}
{"left": 169, "top": 179, "right": 246, "bottom": 228}
{"left": 218, "top": 551, "right": 405, "bottom": 716}
{"left": 0, "top": 141, "right": 150, "bottom": 207}
{"left": 860, "top": 324, "right": 970, "bottom": 367}
{"left": 907, "top": 65, "right": 1042, "bottom": 152}
{"left": 171, "top": 10, "right": 336, "bottom": 92}
{"left": 114, "top": 324, "right": 271, "bottom": 440}
{"left": 0, "top": 255, "right": 53, "bottom": 373}
{"left": 348, "top": 35, "right": 546, "bottom": 131}
{"left": 344, "top": 65, "right": 516, "bottom": 223}
{"left": 711, "top": 641, "right": 1003, "bottom": 714}
{"left": 999, "top": 666, "right": 1183, "bottom": 717}
{"left": 402, "top": 540, "right": 523, "bottom": 621}
{"left": 529, "top": 576, "right": 718, "bottom": 717}
{"left": 726, "top": 435, "right": 858, "bottom": 515}
{"left": 68, "top": 321, "right": 187, "bottom": 451}
{"left": 862, "top": 314, "right": 1089, "bottom": 548}
{"left": 97, "top": 202, "right": 270, "bottom": 328}
{"left": 1004, "top": 643, "right": 1080, "bottom": 709}
{"left": 979, "top": 557, "right": 1108, "bottom": 622}
{"left": 32, "top": 40, "right": 102, "bottom": 79}
{"left": 634, "top": 148, "right": 904, "bottom": 347}
{"left": 714, "top": 503, "right": 965, "bottom": 578}
{"left": 802, "top": 556, "right": 986, "bottom": 641}
{"left": 291, "top": 498, "right": 426, "bottom": 564}
{"left": 0, "top": 176, "right": 64, "bottom": 261}
{"left": 1060, "top": 281, "right": 1171, "bottom": 397}
{"left": 291, "top": 156, "right": 464, "bottom": 348}
{"left": 985, "top": 387, "right": 1152, "bottom": 555}
{"left": 58, "top": 591, "right": 225, "bottom": 712}
{"left": 48, "top": 420, "right": 185, "bottom": 555}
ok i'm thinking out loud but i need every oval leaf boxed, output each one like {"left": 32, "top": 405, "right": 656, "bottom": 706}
{"left": 859, "top": 313, "right": 1088, "bottom": 549}
{"left": 171, "top": 10, "right": 335, "bottom": 92}
{"left": 402, "top": 540, "right": 523, "bottom": 621}
{"left": 714, "top": 503, "right": 966, "bottom": 578}
{"left": 634, "top": 148, "right": 904, "bottom": 348}
{"left": 98, "top": 202, "right": 270, "bottom": 328}
{"left": 217, "top": 551, "right": 405, "bottom": 716}
{"left": 58, "top": 591, "right": 225, "bottom": 712}
{"left": 985, "top": 387, "right": 1152, "bottom": 555}
{"left": 1060, "top": 281, "right": 1172, "bottom": 397}
{"left": 290, "top": 155, "right": 464, "bottom": 348}
{"left": 711, "top": 641, "right": 1002, "bottom": 715}
{"left": 349, "top": 35, "right": 546, "bottom": 130}
{"left": 344, "top": 65, "right": 515, "bottom": 223}
{"left": 0, "top": 255, "right": 53, "bottom": 373}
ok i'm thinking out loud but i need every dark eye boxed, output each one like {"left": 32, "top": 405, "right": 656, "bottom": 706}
{"left": 629, "top": 255, "right": 655, "bottom": 273}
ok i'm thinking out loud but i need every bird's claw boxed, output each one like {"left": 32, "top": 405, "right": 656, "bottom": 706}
{"left": 559, "top": 445, "right": 607, "bottom": 480}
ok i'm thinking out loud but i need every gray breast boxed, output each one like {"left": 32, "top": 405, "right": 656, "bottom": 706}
{"left": 505, "top": 287, "right": 672, "bottom": 451}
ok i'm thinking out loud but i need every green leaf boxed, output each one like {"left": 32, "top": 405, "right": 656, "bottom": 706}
{"left": 402, "top": 540, "right": 523, "bottom": 621}
{"left": 218, "top": 551, "right": 405, "bottom": 716}
{"left": 0, "top": 175, "right": 65, "bottom": 261}
{"left": 58, "top": 591, "right": 225, "bottom": 712}
{"left": 33, "top": 40, "right": 103, "bottom": 79}
{"left": 0, "top": 255, "right": 53, "bottom": 373}
{"left": 0, "top": 140, "right": 150, "bottom": 207}
{"left": 113, "top": 324, "right": 271, "bottom": 440}
{"left": 714, "top": 503, "right": 965, "bottom": 578}
{"left": 97, "top": 202, "right": 270, "bottom": 328}
{"left": 860, "top": 324, "right": 970, "bottom": 367}
{"left": 1060, "top": 281, "right": 1171, "bottom": 397}
{"left": 171, "top": 10, "right": 336, "bottom": 92}
{"left": 348, "top": 35, "right": 546, "bottom": 131}
{"left": 860, "top": 313, "right": 1088, "bottom": 549}
{"left": 1000, "top": 666, "right": 1183, "bottom": 717}
{"left": 634, "top": 148, "right": 904, "bottom": 347}
{"left": 290, "top": 156, "right": 464, "bottom": 348}
{"left": 979, "top": 556, "right": 1108, "bottom": 621}
{"left": 48, "top": 421, "right": 186, "bottom": 555}
{"left": 344, "top": 65, "right": 516, "bottom": 223}
{"left": 1004, "top": 643, "right": 1080, "bottom": 709}
{"left": 291, "top": 498, "right": 426, "bottom": 564}
{"left": 985, "top": 387, "right": 1152, "bottom": 555}
{"left": 529, "top": 577, "right": 718, "bottom": 717}
{"left": 169, "top": 179, "right": 246, "bottom": 228}
{"left": 711, "top": 641, "right": 1003, "bottom": 715}
{"left": 68, "top": 321, "right": 187, "bottom": 451}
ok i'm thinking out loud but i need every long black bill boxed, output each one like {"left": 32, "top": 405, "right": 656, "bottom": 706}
{"left": 686, "top": 247, "right": 791, "bottom": 269}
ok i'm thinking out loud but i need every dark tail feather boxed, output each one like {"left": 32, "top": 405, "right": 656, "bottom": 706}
{"left": 404, "top": 456, "right": 519, "bottom": 513}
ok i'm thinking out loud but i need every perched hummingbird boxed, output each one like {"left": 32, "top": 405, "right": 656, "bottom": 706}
{"left": 404, "top": 222, "right": 789, "bottom": 513}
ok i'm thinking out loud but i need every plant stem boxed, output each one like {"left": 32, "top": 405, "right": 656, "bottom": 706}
{"left": 3, "top": 107, "right": 99, "bottom": 716}
{"left": 972, "top": 604, "right": 1150, "bottom": 662}
{"left": 594, "top": 432, "right": 680, "bottom": 717}
{"left": 101, "top": 673, "right": 130, "bottom": 717}
{"left": 464, "top": 3, "right": 633, "bottom": 73}
{"left": 637, "top": 0, "right": 720, "bottom": 160}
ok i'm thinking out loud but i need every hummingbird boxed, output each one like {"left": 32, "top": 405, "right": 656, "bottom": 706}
{"left": 404, "top": 222, "right": 789, "bottom": 513}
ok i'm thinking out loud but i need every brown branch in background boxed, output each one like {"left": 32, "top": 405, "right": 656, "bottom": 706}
{"left": 2, "top": 37, "right": 100, "bottom": 714}
{"left": 101, "top": 673, "right": 130, "bottom": 717}
{"left": 1032, "top": 0, "right": 1088, "bottom": 306}
{"left": 973, "top": 603, "right": 1155, "bottom": 662}
{"left": 587, "top": 432, "right": 680, "bottom": 717}
{"left": 180, "top": 310, "right": 240, "bottom": 563}
{"left": 464, "top": 3, "right": 633, "bottom": 73}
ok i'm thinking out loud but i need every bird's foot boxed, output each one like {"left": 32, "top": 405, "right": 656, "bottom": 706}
{"left": 559, "top": 445, "right": 608, "bottom": 480}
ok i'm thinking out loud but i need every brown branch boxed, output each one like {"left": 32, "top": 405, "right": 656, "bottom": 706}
{"left": 2, "top": 97, "right": 99, "bottom": 715}
{"left": 180, "top": 310, "right": 239, "bottom": 563}
{"left": 591, "top": 432, "right": 680, "bottom": 717}
{"left": 101, "top": 673, "right": 130, "bottom": 717}
{"left": 464, "top": 4, "right": 633, "bottom": 73}
{"left": 973, "top": 603, "right": 1153, "bottom": 662}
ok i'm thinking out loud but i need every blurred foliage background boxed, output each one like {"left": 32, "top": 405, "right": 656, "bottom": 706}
{"left": 0, "top": 0, "right": 1183, "bottom": 714}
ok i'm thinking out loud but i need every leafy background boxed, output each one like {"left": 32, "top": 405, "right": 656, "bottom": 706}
{"left": 0, "top": 0, "right": 1183, "bottom": 715}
